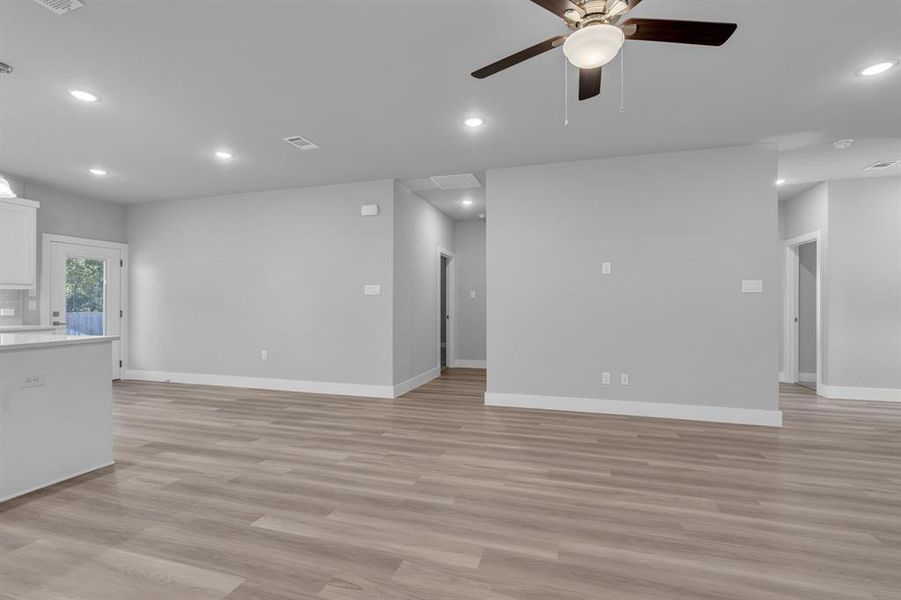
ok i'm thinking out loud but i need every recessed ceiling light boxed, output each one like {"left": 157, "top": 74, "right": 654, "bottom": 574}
{"left": 461, "top": 198, "right": 474, "bottom": 206}
{"left": 776, "top": 179, "right": 786, "bottom": 186}
{"left": 833, "top": 139, "right": 855, "bottom": 150}
{"left": 464, "top": 117, "right": 485, "bottom": 128}
{"left": 858, "top": 61, "right": 897, "bottom": 77}
{"left": 68, "top": 89, "right": 99, "bottom": 102}
{"left": 215, "top": 151, "right": 234, "bottom": 160}
{"left": 89, "top": 168, "right": 107, "bottom": 176}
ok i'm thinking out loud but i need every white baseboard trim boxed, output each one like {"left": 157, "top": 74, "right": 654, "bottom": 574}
{"left": 778, "top": 371, "right": 789, "bottom": 383}
{"left": 1, "top": 461, "right": 115, "bottom": 504}
{"left": 484, "top": 392, "right": 783, "bottom": 427}
{"left": 393, "top": 367, "right": 441, "bottom": 398}
{"left": 820, "top": 385, "right": 901, "bottom": 403}
{"left": 125, "top": 370, "right": 394, "bottom": 399}
{"left": 454, "top": 359, "right": 487, "bottom": 369}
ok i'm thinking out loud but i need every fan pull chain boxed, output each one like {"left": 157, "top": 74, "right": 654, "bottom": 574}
{"left": 563, "top": 55, "right": 569, "bottom": 127}
{"left": 619, "top": 44, "right": 627, "bottom": 114}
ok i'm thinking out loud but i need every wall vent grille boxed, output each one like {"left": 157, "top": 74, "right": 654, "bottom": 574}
{"left": 284, "top": 135, "right": 320, "bottom": 151}
{"left": 864, "top": 160, "right": 900, "bottom": 171}
{"left": 33, "top": 0, "right": 85, "bottom": 15}
{"left": 429, "top": 174, "right": 482, "bottom": 191}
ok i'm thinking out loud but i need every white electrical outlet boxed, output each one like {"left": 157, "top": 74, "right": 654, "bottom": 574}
{"left": 22, "top": 373, "right": 46, "bottom": 388}
{"left": 261, "top": 350, "right": 268, "bottom": 360}
{"left": 621, "top": 373, "right": 630, "bottom": 386}
{"left": 602, "top": 372, "right": 611, "bottom": 385}
{"left": 602, "top": 262, "right": 612, "bottom": 275}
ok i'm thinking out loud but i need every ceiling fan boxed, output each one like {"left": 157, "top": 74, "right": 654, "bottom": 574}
{"left": 472, "top": 0, "right": 737, "bottom": 101}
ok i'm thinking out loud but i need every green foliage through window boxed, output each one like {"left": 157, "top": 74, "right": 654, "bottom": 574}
{"left": 66, "top": 258, "right": 105, "bottom": 314}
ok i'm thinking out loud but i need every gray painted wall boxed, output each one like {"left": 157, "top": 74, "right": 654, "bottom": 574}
{"left": 392, "top": 182, "right": 454, "bottom": 384}
{"left": 827, "top": 176, "right": 901, "bottom": 389}
{"left": 127, "top": 180, "right": 396, "bottom": 386}
{"left": 798, "top": 242, "right": 817, "bottom": 377}
{"left": 453, "top": 220, "right": 486, "bottom": 363}
{"left": 487, "top": 145, "right": 779, "bottom": 411}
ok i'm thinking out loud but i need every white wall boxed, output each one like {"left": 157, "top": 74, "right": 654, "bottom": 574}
{"left": 486, "top": 145, "right": 781, "bottom": 426}
{"left": 453, "top": 220, "right": 486, "bottom": 365}
{"left": 392, "top": 182, "right": 454, "bottom": 385}
{"left": 826, "top": 176, "right": 901, "bottom": 392}
{"left": 126, "top": 180, "right": 396, "bottom": 392}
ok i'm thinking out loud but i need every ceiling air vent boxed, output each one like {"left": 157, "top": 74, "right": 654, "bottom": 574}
{"left": 864, "top": 160, "right": 900, "bottom": 171}
{"left": 33, "top": 0, "right": 85, "bottom": 15}
{"left": 284, "top": 135, "right": 320, "bottom": 151}
{"left": 430, "top": 173, "right": 482, "bottom": 191}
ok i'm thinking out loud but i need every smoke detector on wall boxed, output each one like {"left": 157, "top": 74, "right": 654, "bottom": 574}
{"left": 33, "top": 0, "right": 85, "bottom": 15}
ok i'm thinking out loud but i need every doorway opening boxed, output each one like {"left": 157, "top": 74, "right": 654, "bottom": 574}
{"left": 438, "top": 248, "right": 455, "bottom": 371}
{"left": 783, "top": 232, "right": 820, "bottom": 394}
{"left": 41, "top": 234, "right": 128, "bottom": 380}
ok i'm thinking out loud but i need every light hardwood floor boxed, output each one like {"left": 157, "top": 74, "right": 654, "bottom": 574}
{"left": 2, "top": 371, "right": 900, "bottom": 599}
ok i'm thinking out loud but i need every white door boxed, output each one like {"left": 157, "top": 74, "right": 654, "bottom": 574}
{"left": 49, "top": 241, "right": 123, "bottom": 379}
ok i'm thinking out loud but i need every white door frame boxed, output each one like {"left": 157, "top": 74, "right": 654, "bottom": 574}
{"left": 783, "top": 231, "right": 821, "bottom": 394}
{"left": 438, "top": 247, "right": 456, "bottom": 369}
{"left": 40, "top": 234, "right": 129, "bottom": 375}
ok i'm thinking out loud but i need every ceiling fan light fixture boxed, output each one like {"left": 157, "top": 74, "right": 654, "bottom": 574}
{"left": 563, "top": 24, "right": 624, "bottom": 69}
{"left": 0, "top": 174, "right": 17, "bottom": 198}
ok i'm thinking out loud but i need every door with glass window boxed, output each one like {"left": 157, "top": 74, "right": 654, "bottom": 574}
{"left": 49, "top": 240, "right": 123, "bottom": 379}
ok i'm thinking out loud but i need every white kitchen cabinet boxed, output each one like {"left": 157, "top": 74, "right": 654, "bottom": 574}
{"left": 0, "top": 198, "right": 39, "bottom": 289}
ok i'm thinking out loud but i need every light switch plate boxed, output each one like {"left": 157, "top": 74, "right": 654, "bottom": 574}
{"left": 742, "top": 280, "right": 764, "bottom": 294}
{"left": 361, "top": 204, "right": 380, "bottom": 217}
{"left": 0, "top": 308, "right": 14, "bottom": 317}
{"left": 22, "top": 373, "right": 46, "bottom": 388}
{"left": 364, "top": 285, "right": 382, "bottom": 296}
{"left": 602, "top": 262, "right": 612, "bottom": 275}
{"left": 470, "top": 290, "right": 477, "bottom": 299}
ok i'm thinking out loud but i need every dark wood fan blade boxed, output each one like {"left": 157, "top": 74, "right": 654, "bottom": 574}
{"left": 621, "top": 18, "right": 737, "bottom": 46}
{"left": 579, "top": 67, "right": 602, "bottom": 101}
{"left": 472, "top": 35, "right": 567, "bottom": 79}
{"left": 530, "top": 0, "right": 582, "bottom": 18}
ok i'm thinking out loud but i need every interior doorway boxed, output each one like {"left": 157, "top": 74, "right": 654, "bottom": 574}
{"left": 783, "top": 232, "right": 820, "bottom": 394}
{"left": 438, "top": 248, "right": 455, "bottom": 370}
{"left": 41, "top": 234, "right": 128, "bottom": 380}
{"left": 797, "top": 242, "right": 817, "bottom": 390}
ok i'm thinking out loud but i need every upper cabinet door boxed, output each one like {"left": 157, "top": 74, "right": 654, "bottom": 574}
{"left": 0, "top": 199, "right": 39, "bottom": 288}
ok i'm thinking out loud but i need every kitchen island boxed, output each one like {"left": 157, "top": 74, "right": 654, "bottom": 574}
{"left": 0, "top": 332, "right": 117, "bottom": 502}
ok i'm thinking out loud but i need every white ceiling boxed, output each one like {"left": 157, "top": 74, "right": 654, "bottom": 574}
{"left": 401, "top": 173, "right": 486, "bottom": 221}
{"left": 0, "top": 0, "right": 899, "bottom": 215}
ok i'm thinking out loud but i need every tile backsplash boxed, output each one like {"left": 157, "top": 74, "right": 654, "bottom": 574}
{"left": 0, "top": 289, "right": 25, "bottom": 326}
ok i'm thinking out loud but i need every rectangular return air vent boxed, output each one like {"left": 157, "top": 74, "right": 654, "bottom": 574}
{"left": 33, "top": 0, "right": 85, "bottom": 15}
{"left": 864, "top": 160, "right": 900, "bottom": 171}
{"left": 429, "top": 173, "right": 482, "bottom": 191}
{"left": 284, "top": 135, "right": 320, "bottom": 151}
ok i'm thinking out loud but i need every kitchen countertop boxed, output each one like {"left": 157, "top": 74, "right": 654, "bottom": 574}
{"left": 0, "top": 332, "right": 119, "bottom": 352}
{"left": 0, "top": 325, "right": 57, "bottom": 333}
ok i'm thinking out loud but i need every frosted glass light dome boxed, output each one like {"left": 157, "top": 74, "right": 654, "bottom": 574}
{"left": 563, "top": 24, "right": 625, "bottom": 69}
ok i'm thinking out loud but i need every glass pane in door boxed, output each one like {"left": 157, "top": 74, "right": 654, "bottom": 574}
{"left": 65, "top": 257, "right": 106, "bottom": 336}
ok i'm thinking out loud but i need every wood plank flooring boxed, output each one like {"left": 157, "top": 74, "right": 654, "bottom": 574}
{"left": 2, "top": 371, "right": 900, "bottom": 599}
